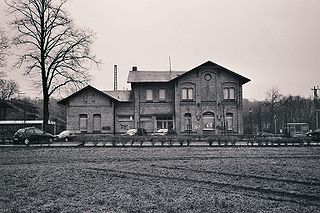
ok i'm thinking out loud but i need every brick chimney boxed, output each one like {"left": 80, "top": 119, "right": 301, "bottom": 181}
{"left": 132, "top": 66, "right": 137, "bottom": 71}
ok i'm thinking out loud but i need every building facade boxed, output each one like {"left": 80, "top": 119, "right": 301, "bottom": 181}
{"left": 58, "top": 61, "right": 250, "bottom": 135}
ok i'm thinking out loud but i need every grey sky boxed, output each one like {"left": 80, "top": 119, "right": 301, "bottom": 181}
{"left": 1, "top": 0, "right": 319, "bottom": 100}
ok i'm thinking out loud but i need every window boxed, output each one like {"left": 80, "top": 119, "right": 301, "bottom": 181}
{"left": 34, "top": 128, "right": 43, "bottom": 134}
{"left": 93, "top": 114, "right": 101, "bottom": 132}
{"left": 223, "top": 87, "right": 236, "bottom": 100}
{"left": 182, "top": 88, "right": 188, "bottom": 100}
{"left": 203, "top": 112, "right": 215, "bottom": 130}
{"left": 146, "top": 89, "right": 153, "bottom": 102}
{"left": 184, "top": 113, "right": 192, "bottom": 132}
{"left": 223, "top": 88, "right": 229, "bottom": 100}
{"left": 118, "top": 115, "right": 134, "bottom": 122}
{"left": 204, "top": 73, "right": 212, "bottom": 81}
{"left": 188, "top": 88, "right": 193, "bottom": 100}
{"left": 156, "top": 115, "right": 173, "bottom": 129}
{"left": 182, "top": 88, "right": 194, "bottom": 100}
{"left": 159, "top": 89, "right": 166, "bottom": 102}
{"left": 229, "top": 88, "right": 235, "bottom": 100}
{"left": 79, "top": 114, "right": 88, "bottom": 132}
{"left": 226, "top": 113, "right": 233, "bottom": 131}
{"left": 26, "top": 128, "right": 35, "bottom": 135}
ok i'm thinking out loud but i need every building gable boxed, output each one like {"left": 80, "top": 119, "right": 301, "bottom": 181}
{"left": 58, "top": 85, "right": 116, "bottom": 106}
{"left": 172, "top": 61, "right": 250, "bottom": 84}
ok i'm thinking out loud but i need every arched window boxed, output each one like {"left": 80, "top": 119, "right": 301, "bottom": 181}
{"left": 146, "top": 89, "right": 153, "bottom": 102}
{"left": 203, "top": 112, "right": 215, "bottom": 130}
{"left": 79, "top": 114, "right": 88, "bottom": 132}
{"left": 223, "top": 87, "right": 236, "bottom": 100}
{"left": 159, "top": 89, "right": 166, "bottom": 101}
{"left": 182, "top": 88, "right": 194, "bottom": 100}
{"left": 226, "top": 113, "right": 233, "bottom": 131}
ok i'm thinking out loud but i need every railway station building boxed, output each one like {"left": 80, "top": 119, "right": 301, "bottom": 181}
{"left": 58, "top": 61, "right": 250, "bottom": 135}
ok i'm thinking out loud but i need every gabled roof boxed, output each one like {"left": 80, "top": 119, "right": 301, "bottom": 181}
{"left": 127, "top": 61, "right": 250, "bottom": 84}
{"left": 58, "top": 85, "right": 118, "bottom": 105}
{"left": 103, "top": 90, "right": 134, "bottom": 102}
{"left": 127, "top": 71, "right": 185, "bottom": 83}
{"left": 172, "top": 61, "right": 250, "bottom": 84}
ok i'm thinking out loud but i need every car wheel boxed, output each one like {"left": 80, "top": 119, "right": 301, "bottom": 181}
{"left": 24, "top": 138, "right": 29, "bottom": 145}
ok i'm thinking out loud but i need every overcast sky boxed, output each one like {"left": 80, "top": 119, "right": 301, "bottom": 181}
{"left": 1, "top": 0, "right": 320, "bottom": 100}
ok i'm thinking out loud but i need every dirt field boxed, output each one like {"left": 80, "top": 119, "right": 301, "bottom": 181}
{"left": 0, "top": 147, "right": 319, "bottom": 213}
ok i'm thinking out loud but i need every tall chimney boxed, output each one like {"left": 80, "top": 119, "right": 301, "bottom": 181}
{"left": 132, "top": 66, "right": 137, "bottom": 71}
{"left": 114, "top": 65, "right": 117, "bottom": 91}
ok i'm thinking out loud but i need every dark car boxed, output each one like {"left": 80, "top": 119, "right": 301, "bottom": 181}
{"left": 121, "top": 128, "right": 148, "bottom": 136}
{"left": 306, "top": 129, "right": 320, "bottom": 141}
{"left": 13, "top": 127, "right": 54, "bottom": 144}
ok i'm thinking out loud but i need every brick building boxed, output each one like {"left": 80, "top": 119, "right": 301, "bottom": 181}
{"left": 58, "top": 61, "right": 250, "bottom": 135}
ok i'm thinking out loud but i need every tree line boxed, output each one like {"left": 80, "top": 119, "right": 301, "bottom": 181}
{"left": 243, "top": 87, "right": 317, "bottom": 134}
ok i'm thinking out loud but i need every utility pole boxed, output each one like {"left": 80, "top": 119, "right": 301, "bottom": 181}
{"left": 249, "top": 108, "right": 253, "bottom": 134}
{"left": 312, "top": 86, "right": 320, "bottom": 130}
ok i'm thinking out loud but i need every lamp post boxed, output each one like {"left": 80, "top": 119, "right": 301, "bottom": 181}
{"left": 249, "top": 108, "right": 253, "bottom": 134}
{"left": 274, "top": 115, "right": 277, "bottom": 134}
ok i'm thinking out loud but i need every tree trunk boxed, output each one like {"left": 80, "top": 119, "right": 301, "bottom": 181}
{"left": 43, "top": 91, "right": 49, "bottom": 132}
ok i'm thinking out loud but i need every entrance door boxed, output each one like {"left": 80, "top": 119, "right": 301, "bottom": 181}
{"left": 93, "top": 114, "right": 101, "bottom": 132}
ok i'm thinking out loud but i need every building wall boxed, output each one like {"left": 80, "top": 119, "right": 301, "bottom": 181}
{"left": 63, "top": 66, "right": 245, "bottom": 135}
{"left": 132, "top": 82, "right": 175, "bottom": 132}
{"left": 66, "top": 88, "right": 114, "bottom": 134}
{"left": 115, "top": 102, "right": 135, "bottom": 134}
{"left": 174, "top": 66, "right": 244, "bottom": 134}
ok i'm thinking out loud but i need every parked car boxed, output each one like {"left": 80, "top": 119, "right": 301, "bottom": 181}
{"left": 121, "top": 128, "right": 148, "bottom": 136}
{"left": 13, "top": 127, "right": 54, "bottom": 144}
{"left": 151, "top": 128, "right": 177, "bottom": 136}
{"left": 55, "top": 130, "right": 77, "bottom": 142}
{"left": 306, "top": 129, "right": 320, "bottom": 141}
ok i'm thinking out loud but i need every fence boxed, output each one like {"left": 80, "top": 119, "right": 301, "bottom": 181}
{"left": 73, "top": 134, "right": 318, "bottom": 147}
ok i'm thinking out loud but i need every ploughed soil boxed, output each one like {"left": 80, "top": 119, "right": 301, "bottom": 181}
{"left": 0, "top": 147, "right": 319, "bottom": 212}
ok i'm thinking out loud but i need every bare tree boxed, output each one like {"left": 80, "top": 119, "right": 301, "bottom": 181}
{"left": 0, "top": 79, "right": 20, "bottom": 100}
{"left": 265, "top": 86, "right": 282, "bottom": 133}
{"left": 0, "top": 28, "right": 20, "bottom": 100}
{"left": 0, "top": 28, "right": 10, "bottom": 70}
{"left": 6, "top": 0, "right": 100, "bottom": 130}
